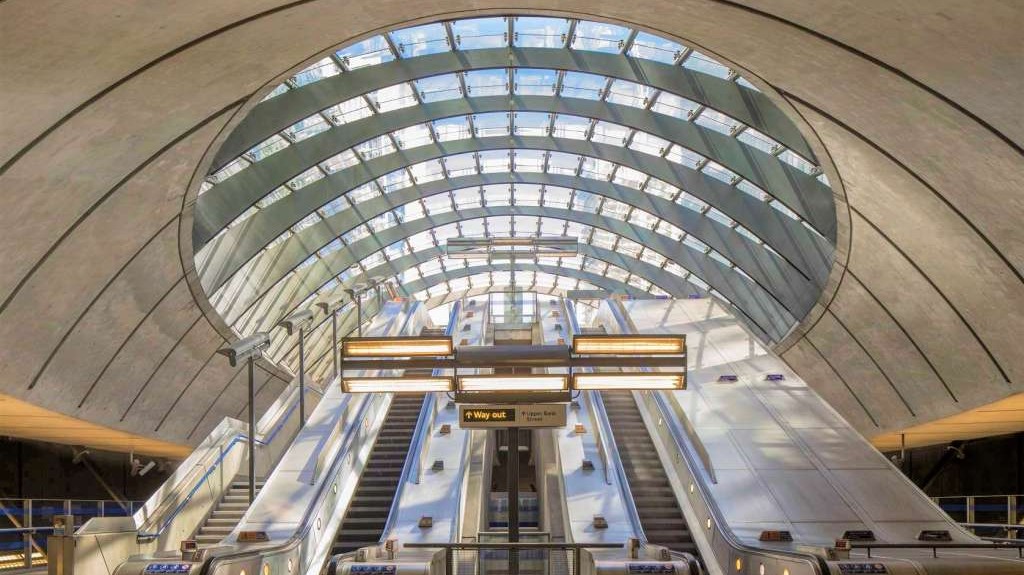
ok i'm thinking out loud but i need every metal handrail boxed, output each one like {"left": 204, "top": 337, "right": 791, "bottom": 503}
{"left": 851, "top": 541, "right": 1024, "bottom": 559}
{"left": 409, "top": 300, "right": 461, "bottom": 487}
{"left": 604, "top": 300, "right": 826, "bottom": 575}
{"left": 588, "top": 391, "right": 647, "bottom": 544}
{"left": 564, "top": 300, "right": 611, "bottom": 487}
{"left": 201, "top": 391, "right": 386, "bottom": 574}
{"left": 136, "top": 382, "right": 310, "bottom": 539}
{"left": 201, "top": 304, "right": 422, "bottom": 575}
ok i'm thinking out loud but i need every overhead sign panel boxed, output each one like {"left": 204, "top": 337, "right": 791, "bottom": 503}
{"left": 459, "top": 404, "right": 567, "bottom": 429}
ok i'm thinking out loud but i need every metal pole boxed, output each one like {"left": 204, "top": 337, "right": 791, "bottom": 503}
{"left": 298, "top": 327, "right": 306, "bottom": 426}
{"left": 357, "top": 293, "right": 363, "bottom": 337}
{"left": 508, "top": 427, "right": 520, "bottom": 575}
{"left": 247, "top": 357, "right": 256, "bottom": 504}
{"left": 331, "top": 311, "right": 339, "bottom": 381}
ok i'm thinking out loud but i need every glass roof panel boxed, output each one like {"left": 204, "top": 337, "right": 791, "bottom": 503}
{"left": 627, "top": 31, "right": 684, "bottom": 64}
{"left": 347, "top": 182, "right": 380, "bottom": 205}
{"left": 683, "top": 50, "right": 732, "bottom": 78}
{"left": 366, "top": 82, "right": 417, "bottom": 112}
{"left": 694, "top": 108, "right": 741, "bottom": 136}
{"left": 323, "top": 97, "right": 373, "bottom": 125}
{"left": 478, "top": 149, "right": 511, "bottom": 172}
{"left": 552, "top": 114, "right": 589, "bottom": 140}
{"left": 414, "top": 73, "right": 463, "bottom": 102}
{"left": 572, "top": 190, "right": 601, "bottom": 213}
{"left": 474, "top": 112, "right": 510, "bottom": 137}
{"left": 452, "top": 17, "right": 508, "bottom": 50}
{"left": 514, "top": 149, "right": 546, "bottom": 172}
{"left": 515, "top": 184, "right": 542, "bottom": 206}
{"left": 284, "top": 114, "right": 330, "bottom": 142}
{"left": 571, "top": 20, "right": 631, "bottom": 53}
{"left": 443, "top": 152, "right": 477, "bottom": 176}
{"left": 246, "top": 135, "right": 289, "bottom": 162}
{"left": 290, "top": 58, "right": 340, "bottom": 87}
{"left": 410, "top": 159, "right": 444, "bottom": 184}
{"left": 453, "top": 187, "right": 482, "bottom": 209}
{"left": 464, "top": 69, "right": 509, "bottom": 97}
{"left": 392, "top": 124, "right": 434, "bottom": 149}
{"left": 651, "top": 92, "right": 701, "bottom": 120}
{"left": 513, "top": 112, "right": 551, "bottom": 137}
{"left": 320, "top": 149, "right": 360, "bottom": 174}
{"left": 560, "top": 71, "right": 606, "bottom": 100}
{"left": 433, "top": 116, "right": 472, "bottom": 141}
{"left": 484, "top": 185, "right": 512, "bottom": 206}
{"left": 335, "top": 36, "right": 395, "bottom": 70}
{"left": 512, "top": 17, "right": 571, "bottom": 48}
{"left": 390, "top": 23, "right": 450, "bottom": 58}
{"left": 629, "top": 132, "right": 670, "bottom": 156}
{"left": 377, "top": 169, "right": 412, "bottom": 193}
{"left": 606, "top": 79, "right": 655, "bottom": 108}
{"left": 613, "top": 166, "right": 648, "bottom": 190}
{"left": 354, "top": 135, "right": 395, "bottom": 160}
{"left": 547, "top": 152, "right": 579, "bottom": 175}
{"left": 514, "top": 68, "right": 558, "bottom": 96}
{"left": 591, "top": 121, "right": 630, "bottom": 146}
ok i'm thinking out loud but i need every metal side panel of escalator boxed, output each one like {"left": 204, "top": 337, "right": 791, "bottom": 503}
{"left": 332, "top": 393, "right": 427, "bottom": 554}
{"left": 601, "top": 391, "right": 697, "bottom": 554}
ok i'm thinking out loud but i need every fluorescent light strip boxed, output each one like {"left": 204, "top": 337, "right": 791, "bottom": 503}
{"left": 572, "top": 373, "right": 685, "bottom": 390}
{"left": 342, "top": 377, "right": 454, "bottom": 393}
{"left": 458, "top": 375, "right": 568, "bottom": 392}
{"left": 573, "top": 335, "right": 685, "bottom": 355}
{"left": 342, "top": 337, "right": 453, "bottom": 357}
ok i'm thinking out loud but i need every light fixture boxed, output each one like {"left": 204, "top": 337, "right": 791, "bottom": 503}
{"left": 341, "top": 376, "right": 454, "bottom": 393}
{"left": 572, "top": 372, "right": 686, "bottom": 390}
{"left": 572, "top": 335, "right": 685, "bottom": 355}
{"left": 457, "top": 374, "right": 568, "bottom": 392}
{"left": 342, "top": 336, "right": 453, "bottom": 357}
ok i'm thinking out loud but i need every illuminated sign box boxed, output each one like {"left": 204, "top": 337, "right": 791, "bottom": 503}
{"left": 342, "top": 376, "right": 454, "bottom": 393}
{"left": 572, "top": 372, "right": 686, "bottom": 390}
{"left": 459, "top": 404, "right": 567, "bottom": 429}
{"left": 572, "top": 335, "right": 685, "bottom": 356}
{"left": 341, "top": 336, "right": 453, "bottom": 357}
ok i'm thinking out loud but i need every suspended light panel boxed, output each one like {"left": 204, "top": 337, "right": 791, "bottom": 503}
{"left": 572, "top": 372, "right": 686, "bottom": 390}
{"left": 341, "top": 376, "right": 454, "bottom": 393}
{"left": 342, "top": 336, "right": 454, "bottom": 357}
{"left": 572, "top": 335, "right": 685, "bottom": 355}
{"left": 458, "top": 374, "right": 569, "bottom": 392}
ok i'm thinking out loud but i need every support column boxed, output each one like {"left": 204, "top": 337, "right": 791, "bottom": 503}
{"left": 247, "top": 358, "right": 256, "bottom": 504}
{"left": 298, "top": 327, "right": 306, "bottom": 426}
{"left": 508, "top": 427, "right": 520, "bottom": 575}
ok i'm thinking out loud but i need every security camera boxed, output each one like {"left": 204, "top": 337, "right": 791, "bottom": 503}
{"left": 216, "top": 332, "right": 271, "bottom": 367}
{"left": 277, "top": 309, "right": 314, "bottom": 335}
{"left": 137, "top": 461, "right": 157, "bottom": 476}
{"left": 315, "top": 293, "right": 346, "bottom": 314}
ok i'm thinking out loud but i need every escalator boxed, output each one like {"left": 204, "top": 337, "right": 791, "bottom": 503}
{"left": 332, "top": 393, "right": 426, "bottom": 554}
{"left": 193, "top": 476, "right": 264, "bottom": 546}
{"left": 601, "top": 391, "right": 697, "bottom": 554}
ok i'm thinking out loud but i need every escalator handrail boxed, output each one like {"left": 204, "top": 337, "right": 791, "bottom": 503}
{"left": 135, "top": 386, "right": 310, "bottom": 539}
{"left": 564, "top": 299, "right": 646, "bottom": 544}
{"left": 589, "top": 391, "right": 648, "bottom": 545}
{"left": 408, "top": 300, "right": 462, "bottom": 487}
{"left": 200, "top": 391, "right": 386, "bottom": 575}
{"left": 604, "top": 300, "right": 826, "bottom": 574}
{"left": 200, "top": 302, "right": 424, "bottom": 575}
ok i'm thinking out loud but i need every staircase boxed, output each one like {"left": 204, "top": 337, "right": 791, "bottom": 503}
{"left": 602, "top": 391, "right": 696, "bottom": 553}
{"left": 194, "top": 477, "right": 264, "bottom": 547}
{"left": 332, "top": 393, "right": 426, "bottom": 554}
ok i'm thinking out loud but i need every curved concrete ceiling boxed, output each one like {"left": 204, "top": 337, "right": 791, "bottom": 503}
{"left": 0, "top": 1, "right": 1021, "bottom": 453}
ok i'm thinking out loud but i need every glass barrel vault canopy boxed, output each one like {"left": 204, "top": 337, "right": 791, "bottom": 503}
{"left": 191, "top": 14, "right": 838, "bottom": 378}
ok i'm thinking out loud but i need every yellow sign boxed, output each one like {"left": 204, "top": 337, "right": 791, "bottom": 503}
{"left": 463, "top": 408, "right": 516, "bottom": 423}
{"left": 459, "top": 404, "right": 567, "bottom": 428}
